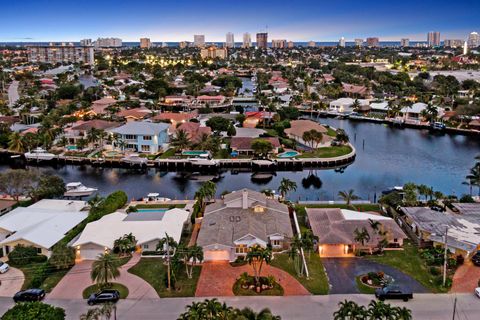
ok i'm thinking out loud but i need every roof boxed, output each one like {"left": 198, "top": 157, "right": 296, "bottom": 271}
{"left": 92, "top": 97, "right": 117, "bottom": 105}
{"left": 342, "top": 83, "right": 369, "bottom": 95}
{"left": 176, "top": 122, "right": 211, "bottom": 143}
{"left": 452, "top": 203, "right": 480, "bottom": 215}
{"left": 230, "top": 137, "right": 281, "bottom": 151}
{"left": 71, "top": 120, "right": 120, "bottom": 131}
{"left": 0, "top": 200, "right": 17, "bottom": 212}
{"left": 306, "top": 208, "right": 406, "bottom": 246}
{"left": 109, "top": 121, "right": 170, "bottom": 136}
{"left": 284, "top": 120, "right": 328, "bottom": 138}
{"left": 0, "top": 199, "right": 88, "bottom": 249}
{"left": 152, "top": 111, "right": 198, "bottom": 123}
{"left": 197, "top": 189, "right": 292, "bottom": 248}
{"left": 197, "top": 95, "right": 225, "bottom": 101}
{"left": 234, "top": 128, "right": 266, "bottom": 138}
{"left": 116, "top": 107, "right": 152, "bottom": 119}
{"left": 72, "top": 208, "right": 190, "bottom": 248}
{"left": 370, "top": 102, "right": 389, "bottom": 111}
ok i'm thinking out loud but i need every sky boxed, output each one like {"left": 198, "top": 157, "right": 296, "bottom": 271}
{"left": 0, "top": 0, "right": 479, "bottom": 42}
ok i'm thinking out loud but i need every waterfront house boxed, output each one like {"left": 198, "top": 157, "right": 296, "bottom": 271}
{"left": 91, "top": 96, "right": 117, "bottom": 115}
{"left": 329, "top": 98, "right": 369, "bottom": 113}
{"left": 306, "top": 208, "right": 406, "bottom": 257}
{"left": 108, "top": 121, "right": 170, "bottom": 154}
{"left": 342, "top": 83, "right": 371, "bottom": 98}
{"left": 175, "top": 122, "right": 212, "bottom": 143}
{"left": 160, "top": 95, "right": 194, "bottom": 107}
{"left": 196, "top": 189, "right": 293, "bottom": 261}
{"left": 370, "top": 101, "right": 389, "bottom": 114}
{"left": 230, "top": 137, "right": 281, "bottom": 155}
{"left": 71, "top": 208, "right": 190, "bottom": 260}
{"left": 284, "top": 120, "right": 331, "bottom": 147}
{"left": 0, "top": 200, "right": 88, "bottom": 258}
{"left": 64, "top": 120, "right": 121, "bottom": 144}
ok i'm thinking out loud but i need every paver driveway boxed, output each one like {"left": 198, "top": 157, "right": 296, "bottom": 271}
{"left": 323, "top": 258, "right": 428, "bottom": 294}
{"left": 0, "top": 267, "right": 24, "bottom": 297}
{"left": 195, "top": 262, "right": 309, "bottom": 297}
{"left": 451, "top": 261, "right": 480, "bottom": 293}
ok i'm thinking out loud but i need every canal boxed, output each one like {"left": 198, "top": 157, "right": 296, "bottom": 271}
{"left": 1, "top": 119, "right": 479, "bottom": 201}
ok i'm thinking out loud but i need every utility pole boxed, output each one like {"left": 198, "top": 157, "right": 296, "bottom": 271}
{"left": 443, "top": 226, "right": 448, "bottom": 287}
{"left": 452, "top": 296, "right": 457, "bottom": 320}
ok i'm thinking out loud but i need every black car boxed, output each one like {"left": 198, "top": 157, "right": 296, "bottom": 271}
{"left": 13, "top": 289, "right": 46, "bottom": 302}
{"left": 472, "top": 251, "right": 480, "bottom": 266}
{"left": 375, "top": 285, "right": 413, "bottom": 302}
{"left": 87, "top": 289, "right": 120, "bottom": 305}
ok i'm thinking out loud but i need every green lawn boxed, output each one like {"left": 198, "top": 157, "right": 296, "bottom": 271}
{"left": 298, "top": 145, "right": 352, "bottom": 158}
{"left": 82, "top": 283, "right": 129, "bottom": 299}
{"left": 159, "top": 148, "right": 177, "bottom": 159}
{"left": 128, "top": 258, "right": 201, "bottom": 297}
{"left": 326, "top": 127, "right": 337, "bottom": 137}
{"left": 41, "top": 269, "right": 69, "bottom": 292}
{"left": 366, "top": 241, "right": 447, "bottom": 293}
{"left": 270, "top": 254, "right": 329, "bottom": 295}
{"left": 355, "top": 276, "right": 377, "bottom": 294}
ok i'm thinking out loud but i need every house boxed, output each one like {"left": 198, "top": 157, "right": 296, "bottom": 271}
{"left": 402, "top": 103, "right": 444, "bottom": 122}
{"left": 108, "top": 121, "right": 170, "bottom": 154}
{"left": 468, "top": 119, "right": 480, "bottom": 131}
{"left": 230, "top": 137, "right": 281, "bottom": 154}
{"left": 71, "top": 208, "right": 190, "bottom": 260}
{"left": 306, "top": 208, "right": 406, "bottom": 257}
{"left": 64, "top": 120, "right": 120, "bottom": 144}
{"left": 152, "top": 111, "right": 198, "bottom": 127}
{"left": 91, "top": 97, "right": 117, "bottom": 115}
{"left": 161, "top": 95, "right": 193, "bottom": 107}
{"left": 0, "top": 200, "right": 88, "bottom": 257}
{"left": 284, "top": 120, "right": 331, "bottom": 146}
{"left": 196, "top": 189, "right": 293, "bottom": 261}
{"left": 342, "top": 83, "right": 371, "bottom": 98}
{"left": 400, "top": 206, "right": 480, "bottom": 258}
{"left": 116, "top": 107, "right": 152, "bottom": 122}
{"left": 0, "top": 200, "right": 17, "bottom": 216}
{"left": 329, "top": 98, "right": 369, "bottom": 113}
{"left": 195, "top": 95, "right": 227, "bottom": 108}
{"left": 243, "top": 111, "right": 276, "bottom": 128}
{"left": 175, "top": 122, "right": 211, "bottom": 143}
{"left": 369, "top": 101, "right": 389, "bottom": 114}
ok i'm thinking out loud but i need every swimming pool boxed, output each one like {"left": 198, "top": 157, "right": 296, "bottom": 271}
{"left": 66, "top": 145, "right": 77, "bottom": 151}
{"left": 182, "top": 150, "right": 209, "bottom": 156}
{"left": 278, "top": 151, "right": 300, "bottom": 158}
{"left": 137, "top": 208, "right": 168, "bottom": 213}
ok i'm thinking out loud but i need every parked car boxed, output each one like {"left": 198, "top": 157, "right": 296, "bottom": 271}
{"left": 430, "top": 205, "right": 445, "bottom": 212}
{"left": 375, "top": 285, "right": 413, "bottom": 301}
{"left": 0, "top": 261, "right": 9, "bottom": 274}
{"left": 475, "top": 287, "right": 480, "bottom": 298}
{"left": 13, "top": 289, "right": 46, "bottom": 302}
{"left": 472, "top": 251, "right": 480, "bottom": 266}
{"left": 87, "top": 289, "right": 120, "bottom": 305}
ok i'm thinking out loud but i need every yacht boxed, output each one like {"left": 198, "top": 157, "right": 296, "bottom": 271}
{"left": 122, "top": 153, "right": 148, "bottom": 165}
{"left": 24, "top": 148, "right": 56, "bottom": 161}
{"left": 188, "top": 157, "right": 218, "bottom": 166}
{"left": 143, "top": 193, "right": 171, "bottom": 202}
{"left": 64, "top": 182, "right": 98, "bottom": 197}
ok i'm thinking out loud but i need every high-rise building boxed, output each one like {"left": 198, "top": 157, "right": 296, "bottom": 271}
{"left": 307, "top": 41, "right": 316, "bottom": 48}
{"left": 444, "top": 39, "right": 463, "bottom": 48}
{"left": 288, "top": 41, "right": 295, "bottom": 48}
{"left": 366, "top": 37, "right": 379, "bottom": 47}
{"left": 354, "top": 39, "right": 363, "bottom": 47}
{"left": 27, "top": 43, "right": 94, "bottom": 65}
{"left": 256, "top": 33, "right": 268, "bottom": 49}
{"left": 95, "top": 38, "right": 122, "bottom": 48}
{"left": 242, "top": 33, "right": 252, "bottom": 48}
{"left": 468, "top": 32, "right": 479, "bottom": 48}
{"left": 200, "top": 46, "right": 228, "bottom": 59}
{"left": 271, "top": 39, "right": 287, "bottom": 49}
{"left": 194, "top": 35, "right": 205, "bottom": 48}
{"left": 427, "top": 31, "right": 441, "bottom": 47}
{"left": 400, "top": 38, "right": 410, "bottom": 47}
{"left": 339, "top": 37, "right": 346, "bottom": 47}
{"left": 140, "top": 38, "right": 151, "bottom": 49}
{"left": 464, "top": 41, "right": 469, "bottom": 55}
{"left": 226, "top": 32, "right": 235, "bottom": 48}
{"left": 80, "top": 39, "right": 92, "bottom": 46}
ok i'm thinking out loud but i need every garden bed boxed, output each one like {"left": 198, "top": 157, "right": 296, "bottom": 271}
{"left": 232, "top": 274, "right": 284, "bottom": 296}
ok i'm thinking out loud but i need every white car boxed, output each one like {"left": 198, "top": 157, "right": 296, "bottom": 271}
{"left": 0, "top": 261, "right": 9, "bottom": 274}
{"left": 475, "top": 288, "right": 480, "bottom": 298}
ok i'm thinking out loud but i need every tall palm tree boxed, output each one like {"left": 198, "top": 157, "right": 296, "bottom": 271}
{"left": 194, "top": 181, "right": 217, "bottom": 214}
{"left": 8, "top": 132, "right": 25, "bottom": 153}
{"left": 156, "top": 234, "right": 178, "bottom": 290}
{"left": 186, "top": 245, "right": 203, "bottom": 279}
{"left": 246, "top": 245, "right": 272, "bottom": 286}
{"left": 278, "top": 178, "right": 297, "bottom": 200}
{"left": 466, "top": 163, "right": 480, "bottom": 196}
{"left": 338, "top": 189, "right": 360, "bottom": 206}
{"left": 353, "top": 227, "right": 371, "bottom": 247}
{"left": 171, "top": 129, "right": 190, "bottom": 151}
{"left": 91, "top": 253, "right": 121, "bottom": 288}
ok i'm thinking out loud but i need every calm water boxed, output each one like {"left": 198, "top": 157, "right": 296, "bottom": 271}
{"left": 1, "top": 119, "right": 479, "bottom": 201}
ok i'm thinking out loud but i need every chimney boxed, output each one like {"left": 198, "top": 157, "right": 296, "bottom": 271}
{"left": 242, "top": 189, "right": 248, "bottom": 209}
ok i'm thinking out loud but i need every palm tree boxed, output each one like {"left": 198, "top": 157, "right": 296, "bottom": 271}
{"left": 236, "top": 307, "right": 281, "bottom": 320}
{"left": 246, "top": 245, "right": 272, "bottom": 287}
{"left": 88, "top": 194, "right": 104, "bottom": 209}
{"left": 171, "top": 129, "right": 190, "bottom": 151}
{"left": 156, "top": 234, "right": 178, "bottom": 290}
{"left": 186, "top": 244, "right": 203, "bottom": 279}
{"left": 194, "top": 181, "right": 217, "bottom": 214}
{"left": 333, "top": 300, "right": 366, "bottom": 320}
{"left": 338, "top": 189, "right": 360, "bottom": 206}
{"left": 8, "top": 132, "right": 25, "bottom": 153}
{"left": 91, "top": 253, "right": 121, "bottom": 288}
{"left": 395, "top": 306, "right": 413, "bottom": 320}
{"left": 354, "top": 227, "right": 371, "bottom": 247}
{"left": 278, "top": 178, "right": 297, "bottom": 200}
{"left": 466, "top": 163, "right": 480, "bottom": 196}
{"left": 289, "top": 235, "right": 304, "bottom": 276}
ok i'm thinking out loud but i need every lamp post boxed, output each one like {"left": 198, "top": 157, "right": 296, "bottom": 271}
{"left": 443, "top": 226, "right": 448, "bottom": 287}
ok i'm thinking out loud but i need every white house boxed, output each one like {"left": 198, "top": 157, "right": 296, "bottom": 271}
{"left": 370, "top": 101, "right": 389, "bottom": 113}
{"left": 402, "top": 103, "right": 444, "bottom": 121}
{"left": 0, "top": 200, "right": 88, "bottom": 258}
{"left": 71, "top": 208, "right": 190, "bottom": 260}
{"left": 329, "top": 98, "right": 369, "bottom": 113}
{"left": 108, "top": 121, "right": 170, "bottom": 154}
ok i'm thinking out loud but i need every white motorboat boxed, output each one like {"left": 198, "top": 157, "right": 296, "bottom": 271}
{"left": 143, "top": 193, "right": 172, "bottom": 202}
{"left": 24, "top": 148, "right": 55, "bottom": 161}
{"left": 64, "top": 182, "right": 98, "bottom": 197}
{"left": 188, "top": 157, "right": 218, "bottom": 166}
{"left": 122, "top": 153, "right": 148, "bottom": 165}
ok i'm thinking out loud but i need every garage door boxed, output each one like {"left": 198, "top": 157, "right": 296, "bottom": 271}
{"left": 321, "top": 244, "right": 345, "bottom": 257}
{"left": 204, "top": 250, "right": 230, "bottom": 261}
{"left": 79, "top": 249, "right": 103, "bottom": 260}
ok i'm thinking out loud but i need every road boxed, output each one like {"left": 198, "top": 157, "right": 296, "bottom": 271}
{"left": 7, "top": 80, "right": 19, "bottom": 107}
{"left": 0, "top": 294, "right": 478, "bottom": 320}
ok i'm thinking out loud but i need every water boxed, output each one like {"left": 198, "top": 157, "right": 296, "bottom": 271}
{"left": 78, "top": 75, "right": 99, "bottom": 89}
{"left": 1, "top": 119, "right": 479, "bottom": 201}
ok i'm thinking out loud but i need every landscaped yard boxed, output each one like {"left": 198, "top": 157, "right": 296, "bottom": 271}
{"left": 355, "top": 276, "right": 376, "bottom": 294}
{"left": 82, "top": 283, "right": 129, "bottom": 299}
{"left": 232, "top": 278, "right": 284, "bottom": 296}
{"left": 270, "top": 253, "right": 329, "bottom": 295}
{"left": 159, "top": 148, "right": 176, "bottom": 159}
{"left": 128, "top": 258, "right": 202, "bottom": 297}
{"left": 366, "top": 241, "right": 449, "bottom": 293}
{"left": 298, "top": 145, "right": 352, "bottom": 158}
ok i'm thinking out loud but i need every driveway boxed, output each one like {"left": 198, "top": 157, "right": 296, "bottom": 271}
{"left": 451, "top": 261, "right": 480, "bottom": 293}
{"left": 119, "top": 253, "right": 158, "bottom": 299}
{"left": 195, "top": 262, "right": 309, "bottom": 297}
{"left": 323, "top": 258, "right": 428, "bottom": 294}
{"left": 0, "top": 267, "right": 24, "bottom": 297}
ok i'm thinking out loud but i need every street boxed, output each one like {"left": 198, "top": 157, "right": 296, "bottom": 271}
{"left": 7, "top": 80, "right": 19, "bottom": 107}
{"left": 0, "top": 294, "right": 478, "bottom": 320}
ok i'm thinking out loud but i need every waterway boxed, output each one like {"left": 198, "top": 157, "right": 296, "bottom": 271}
{"left": 1, "top": 119, "right": 478, "bottom": 201}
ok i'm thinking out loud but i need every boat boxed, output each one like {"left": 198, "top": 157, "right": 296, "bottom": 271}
{"left": 24, "top": 148, "right": 56, "bottom": 161}
{"left": 188, "top": 157, "right": 218, "bottom": 166}
{"left": 143, "top": 193, "right": 171, "bottom": 202}
{"left": 121, "top": 153, "right": 148, "bottom": 165}
{"left": 431, "top": 122, "right": 446, "bottom": 130}
{"left": 64, "top": 182, "right": 98, "bottom": 197}
{"left": 252, "top": 159, "right": 276, "bottom": 166}
{"left": 251, "top": 172, "right": 275, "bottom": 183}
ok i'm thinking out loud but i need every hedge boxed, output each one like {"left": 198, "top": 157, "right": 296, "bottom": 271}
{"left": 8, "top": 245, "right": 48, "bottom": 266}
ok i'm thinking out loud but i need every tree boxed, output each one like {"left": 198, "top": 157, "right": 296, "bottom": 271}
{"left": 91, "top": 253, "right": 121, "bottom": 288}
{"left": 466, "top": 162, "right": 480, "bottom": 196}
{"left": 30, "top": 174, "right": 66, "bottom": 201}
{"left": 8, "top": 132, "right": 25, "bottom": 152}
{"left": 246, "top": 245, "right": 272, "bottom": 286}
{"left": 354, "top": 227, "right": 371, "bottom": 247}
{"left": 338, "top": 189, "right": 360, "bottom": 206}
{"left": 157, "top": 234, "right": 178, "bottom": 290}
{"left": 113, "top": 233, "right": 137, "bottom": 256}
{"left": 226, "top": 124, "right": 236, "bottom": 137}
{"left": 49, "top": 245, "right": 75, "bottom": 270}
{"left": 194, "top": 181, "right": 217, "bottom": 215}
{"left": 333, "top": 299, "right": 412, "bottom": 320}
{"left": 333, "top": 300, "right": 366, "bottom": 320}
{"left": 206, "top": 116, "right": 231, "bottom": 132}
{"left": 1, "top": 302, "right": 65, "bottom": 320}
{"left": 185, "top": 245, "right": 203, "bottom": 279}
{"left": 171, "top": 129, "right": 190, "bottom": 151}
{"left": 250, "top": 139, "right": 273, "bottom": 158}
{"left": 278, "top": 178, "right": 297, "bottom": 200}
{"left": 80, "top": 302, "right": 116, "bottom": 320}
{"left": 0, "top": 169, "right": 36, "bottom": 201}
{"left": 335, "top": 129, "right": 349, "bottom": 144}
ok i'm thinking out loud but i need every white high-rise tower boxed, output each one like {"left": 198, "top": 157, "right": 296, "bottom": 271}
{"left": 226, "top": 32, "right": 235, "bottom": 48}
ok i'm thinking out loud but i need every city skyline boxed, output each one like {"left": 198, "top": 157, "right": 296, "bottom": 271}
{"left": 1, "top": 0, "right": 479, "bottom": 42}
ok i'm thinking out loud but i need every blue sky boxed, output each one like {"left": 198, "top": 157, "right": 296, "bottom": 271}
{"left": 1, "top": 0, "right": 479, "bottom": 42}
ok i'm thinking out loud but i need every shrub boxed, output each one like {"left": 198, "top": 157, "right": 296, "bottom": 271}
{"left": 429, "top": 266, "right": 440, "bottom": 276}
{"left": 1, "top": 301, "right": 65, "bottom": 320}
{"left": 30, "top": 263, "right": 49, "bottom": 288}
{"left": 8, "top": 245, "right": 47, "bottom": 266}
{"left": 48, "top": 245, "right": 75, "bottom": 270}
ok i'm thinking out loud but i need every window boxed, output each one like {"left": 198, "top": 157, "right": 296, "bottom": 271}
{"left": 271, "top": 240, "right": 281, "bottom": 247}
{"left": 143, "top": 135, "right": 152, "bottom": 141}
{"left": 235, "top": 245, "right": 247, "bottom": 254}
{"left": 125, "top": 134, "right": 137, "bottom": 140}
{"left": 143, "top": 244, "right": 149, "bottom": 249}
{"left": 393, "top": 238, "right": 398, "bottom": 243}
{"left": 36, "top": 247, "right": 42, "bottom": 254}
{"left": 141, "top": 145, "right": 150, "bottom": 152}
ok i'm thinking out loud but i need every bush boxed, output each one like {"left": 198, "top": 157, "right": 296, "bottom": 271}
{"left": 30, "top": 263, "right": 49, "bottom": 288}
{"left": 429, "top": 266, "right": 440, "bottom": 276}
{"left": 1, "top": 301, "right": 65, "bottom": 320}
{"left": 8, "top": 245, "right": 47, "bottom": 266}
